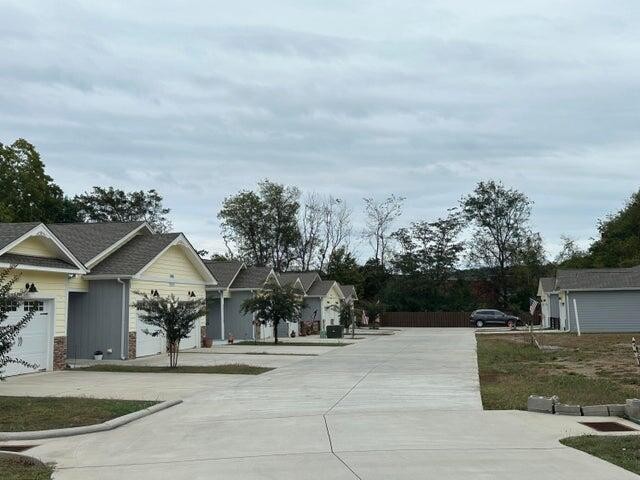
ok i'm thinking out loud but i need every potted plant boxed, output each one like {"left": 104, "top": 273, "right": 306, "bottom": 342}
{"left": 93, "top": 350, "right": 103, "bottom": 360}
{"left": 203, "top": 336, "right": 213, "bottom": 348}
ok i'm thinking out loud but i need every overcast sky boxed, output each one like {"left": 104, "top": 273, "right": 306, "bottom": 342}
{"left": 2, "top": 1, "right": 640, "bottom": 260}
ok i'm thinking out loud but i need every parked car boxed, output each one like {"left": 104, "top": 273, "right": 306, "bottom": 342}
{"left": 470, "top": 309, "right": 520, "bottom": 328}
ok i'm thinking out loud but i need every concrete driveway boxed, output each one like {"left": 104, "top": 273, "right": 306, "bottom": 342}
{"left": 13, "top": 329, "right": 639, "bottom": 479}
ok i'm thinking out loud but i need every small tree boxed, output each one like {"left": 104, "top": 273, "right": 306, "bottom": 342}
{"left": 133, "top": 292, "right": 206, "bottom": 367}
{"left": 241, "top": 282, "right": 304, "bottom": 344}
{"left": 0, "top": 267, "right": 36, "bottom": 380}
{"left": 339, "top": 301, "right": 355, "bottom": 338}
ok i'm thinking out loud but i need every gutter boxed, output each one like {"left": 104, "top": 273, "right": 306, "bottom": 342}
{"left": 117, "top": 278, "right": 127, "bottom": 360}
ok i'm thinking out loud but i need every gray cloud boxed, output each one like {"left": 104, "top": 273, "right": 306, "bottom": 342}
{"left": 1, "top": 0, "right": 640, "bottom": 259}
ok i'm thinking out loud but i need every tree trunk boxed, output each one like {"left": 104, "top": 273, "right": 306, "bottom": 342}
{"left": 274, "top": 321, "right": 279, "bottom": 344}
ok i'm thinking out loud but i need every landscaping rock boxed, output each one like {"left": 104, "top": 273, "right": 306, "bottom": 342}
{"left": 606, "top": 404, "right": 626, "bottom": 417}
{"left": 527, "top": 395, "right": 559, "bottom": 414}
{"left": 582, "top": 405, "right": 609, "bottom": 416}
{"left": 625, "top": 399, "right": 640, "bottom": 422}
{"left": 555, "top": 404, "right": 582, "bottom": 416}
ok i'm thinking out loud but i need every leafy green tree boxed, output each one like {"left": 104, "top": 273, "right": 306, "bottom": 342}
{"left": 587, "top": 190, "right": 640, "bottom": 267}
{"left": 0, "top": 139, "right": 72, "bottom": 223}
{"left": 133, "top": 292, "right": 206, "bottom": 367}
{"left": 391, "top": 209, "right": 464, "bottom": 284}
{"left": 359, "top": 258, "right": 389, "bottom": 302}
{"left": 461, "top": 180, "right": 544, "bottom": 308}
{"left": 219, "top": 180, "right": 301, "bottom": 271}
{"left": 339, "top": 301, "right": 354, "bottom": 331}
{"left": 74, "top": 187, "right": 172, "bottom": 232}
{"left": 555, "top": 235, "right": 589, "bottom": 268}
{"left": 240, "top": 282, "right": 304, "bottom": 344}
{"left": 326, "top": 247, "right": 363, "bottom": 292}
{"left": 0, "top": 268, "right": 36, "bottom": 380}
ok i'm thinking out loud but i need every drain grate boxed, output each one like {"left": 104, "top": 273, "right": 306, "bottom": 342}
{"left": 0, "top": 445, "right": 37, "bottom": 452}
{"left": 580, "top": 421, "right": 637, "bottom": 432}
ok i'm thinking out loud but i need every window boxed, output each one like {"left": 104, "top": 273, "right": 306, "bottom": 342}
{"left": 24, "top": 300, "right": 44, "bottom": 312}
{"left": 1, "top": 301, "right": 18, "bottom": 312}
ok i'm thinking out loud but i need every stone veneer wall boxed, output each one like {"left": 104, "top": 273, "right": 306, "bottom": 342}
{"left": 128, "top": 332, "right": 137, "bottom": 359}
{"left": 53, "top": 336, "right": 66, "bottom": 370}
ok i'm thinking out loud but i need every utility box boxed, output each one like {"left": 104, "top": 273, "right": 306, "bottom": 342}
{"left": 326, "top": 325, "right": 343, "bottom": 338}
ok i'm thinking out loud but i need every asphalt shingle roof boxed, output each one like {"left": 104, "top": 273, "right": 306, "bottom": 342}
{"left": 48, "top": 221, "right": 147, "bottom": 264}
{"left": 88, "top": 233, "right": 180, "bottom": 276}
{"left": 0, "top": 253, "right": 77, "bottom": 270}
{"left": 539, "top": 277, "right": 556, "bottom": 293}
{"left": 340, "top": 284, "right": 357, "bottom": 299}
{"left": 278, "top": 272, "right": 301, "bottom": 286}
{"left": 0, "top": 223, "right": 41, "bottom": 251}
{"left": 229, "top": 266, "right": 274, "bottom": 289}
{"left": 555, "top": 267, "right": 640, "bottom": 290}
{"left": 307, "top": 279, "right": 337, "bottom": 297}
{"left": 204, "top": 260, "right": 243, "bottom": 288}
{"left": 280, "top": 271, "right": 321, "bottom": 292}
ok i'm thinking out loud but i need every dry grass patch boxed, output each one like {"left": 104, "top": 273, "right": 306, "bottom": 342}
{"left": 476, "top": 333, "right": 640, "bottom": 410}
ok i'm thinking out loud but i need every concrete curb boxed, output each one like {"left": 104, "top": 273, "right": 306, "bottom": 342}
{"left": 0, "top": 399, "right": 182, "bottom": 441}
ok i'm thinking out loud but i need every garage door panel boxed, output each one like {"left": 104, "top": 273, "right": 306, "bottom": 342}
{"left": 5, "top": 301, "right": 51, "bottom": 377}
{"left": 136, "top": 317, "right": 165, "bottom": 357}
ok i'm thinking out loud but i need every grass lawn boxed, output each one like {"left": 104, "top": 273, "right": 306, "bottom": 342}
{"left": 561, "top": 435, "right": 640, "bottom": 475}
{"left": 234, "top": 341, "right": 350, "bottom": 347}
{"left": 0, "top": 457, "right": 53, "bottom": 480}
{"left": 76, "top": 364, "right": 273, "bottom": 374}
{"left": 476, "top": 333, "right": 640, "bottom": 410}
{"left": 0, "top": 396, "right": 156, "bottom": 432}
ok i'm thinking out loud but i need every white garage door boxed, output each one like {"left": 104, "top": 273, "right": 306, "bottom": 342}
{"left": 5, "top": 300, "right": 51, "bottom": 377}
{"left": 181, "top": 319, "right": 200, "bottom": 350}
{"left": 136, "top": 316, "right": 165, "bottom": 357}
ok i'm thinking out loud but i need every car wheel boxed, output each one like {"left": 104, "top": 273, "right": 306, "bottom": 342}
{"left": 506, "top": 320, "right": 515, "bottom": 329}
{"left": 475, "top": 320, "right": 484, "bottom": 328}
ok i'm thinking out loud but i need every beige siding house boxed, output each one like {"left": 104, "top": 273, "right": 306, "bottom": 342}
{"left": 1, "top": 221, "right": 217, "bottom": 376}
{"left": 0, "top": 223, "right": 87, "bottom": 376}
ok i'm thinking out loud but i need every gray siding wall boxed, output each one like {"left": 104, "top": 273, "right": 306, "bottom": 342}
{"left": 549, "top": 293, "right": 560, "bottom": 318}
{"left": 207, "top": 290, "right": 256, "bottom": 340}
{"left": 206, "top": 291, "right": 222, "bottom": 340}
{"left": 567, "top": 290, "right": 640, "bottom": 333}
{"left": 301, "top": 297, "right": 322, "bottom": 323}
{"left": 67, "top": 280, "right": 129, "bottom": 360}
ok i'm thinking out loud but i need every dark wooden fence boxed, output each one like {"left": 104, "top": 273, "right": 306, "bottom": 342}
{"left": 381, "top": 311, "right": 539, "bottom": 328}
{"left": 381, "top": 311, "right": 472, "bottom": 328}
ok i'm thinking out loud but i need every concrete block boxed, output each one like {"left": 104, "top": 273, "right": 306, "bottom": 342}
{"left": 606, "top": 404, "right": 626, "bottom": 417}
{"left": 582, "top": 405, "right": 609, "bottom": 417}
{"left": 625, "top": 399, "right": 640, "bottom": 421}
{"left": 527, "top": 395, "right": 559, "bottom": 414}
{"left": 555, "top": 404, "right": 582, "bottom": 416}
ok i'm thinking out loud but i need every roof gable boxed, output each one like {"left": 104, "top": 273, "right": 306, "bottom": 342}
{"left": 48, "top": 221, "right": 150, "bottom": 265}
{"left": 204, "top": 260, "right": 244, "bottom": 288}
{"left": 230, "top": 266, "right": 278, "bottom": 289}
{"left": 87, "top": 232, "right": 215, "bottom": 284}
{"left": 0, "top": 223, "right": 87, "bottom": 273}
{"left": 307, "top": 279, "right": 344, "bottom": 298}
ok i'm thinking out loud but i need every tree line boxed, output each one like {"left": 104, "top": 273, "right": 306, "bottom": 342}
{"left": 3, "top": 137, "right": 639, "bottom": 314}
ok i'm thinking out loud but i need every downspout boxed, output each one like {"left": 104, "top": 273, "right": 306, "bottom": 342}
{"left": 117, "top": 278, "right": 127, "bottom": 360}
